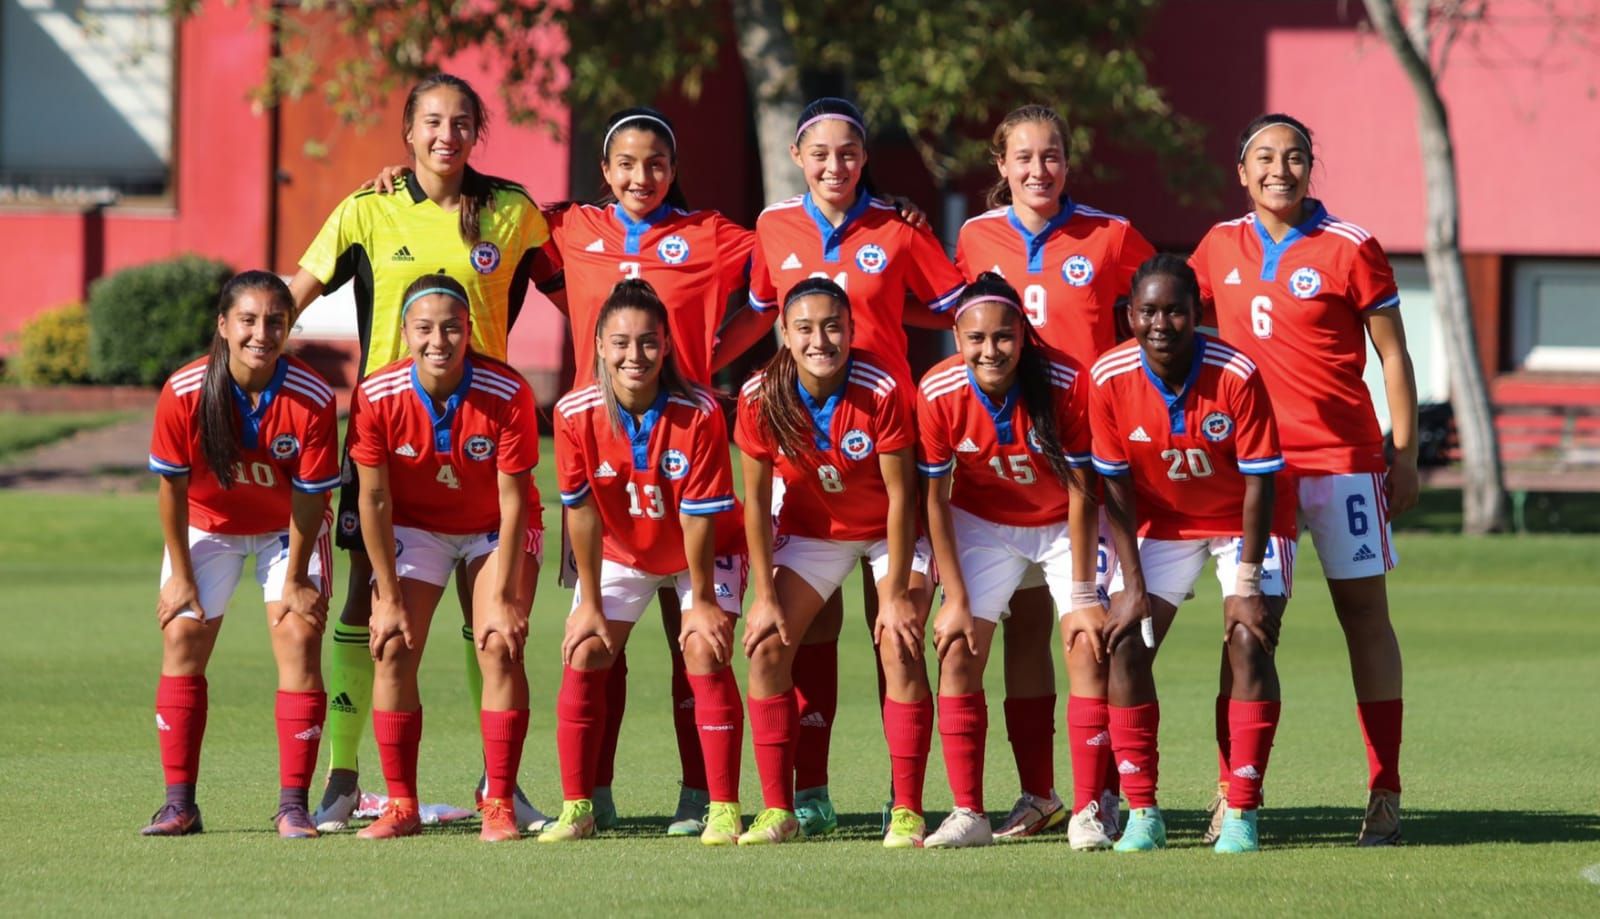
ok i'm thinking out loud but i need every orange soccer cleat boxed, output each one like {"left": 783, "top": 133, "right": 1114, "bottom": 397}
{"left": 356, "top": 798, "right": 422, "bottom": 839}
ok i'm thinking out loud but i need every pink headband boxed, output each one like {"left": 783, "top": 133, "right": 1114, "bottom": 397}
{"left": 795, "top": 113, "right": 866, "bottom": 143}
{"left": 953, "top": 294, "right": 1023, "bottom": 323}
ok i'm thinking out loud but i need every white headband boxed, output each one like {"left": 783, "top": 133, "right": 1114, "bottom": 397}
{"left": 953, "top": 294, "right": 1023, "bottom": 323}
{"left": 1239, "top": 122, "right": 1311, "bottom": 161}
{"left": 795, "top": 112, "right": 866, "bottom": 143}
{"left": 603, "top": 114, "right": 677, "bottom": 155}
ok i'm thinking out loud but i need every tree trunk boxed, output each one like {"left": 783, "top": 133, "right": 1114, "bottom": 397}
{"left": 730, "top": 0, "right": 806, "bottom": 206}
{"left": 1363, "top": 0, "right": 1509, "bottom": 533}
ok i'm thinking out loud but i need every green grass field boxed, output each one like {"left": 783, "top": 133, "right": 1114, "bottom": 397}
{"left": 0, "top": 411, "right": 132, "bottom": 460}
{"left": 3, "top": 480, "right": 1598, "bottom": 916}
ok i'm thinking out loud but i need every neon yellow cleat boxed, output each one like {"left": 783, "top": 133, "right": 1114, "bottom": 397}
{"left": 737, "top": 807, "right": 799, "bottom": 846}
{"left": 537, "top": 799, "right": 596, "bottom": 843}
{"left": 883, "top": 806, "right": 926, "bottom": 849}
{"left": 700, "top": 802, "right": 742, "bottom": 846}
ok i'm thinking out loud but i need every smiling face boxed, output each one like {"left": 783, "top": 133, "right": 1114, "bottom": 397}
{"left": 403, "top": 294, "right": 470, "bottom": 381}
{"left": 998, "top": 119, "right": 1068, "bottom": 218}
{"left": 781, "top": 292, "right": 853, "bottom": 385}
{"left": 220, "top": 289, "right": 289, "bottom": 379}
{"left": 404, "top": 86, "right": 478, "bottom": 178}
{"left": 1237, "top": 123, "right": 1311, "bottom": 220}
{"left": 790, "top": 118, "right": 866, "bottom": 214}
{"left": 602, "top": 127, "right": 675, "bottom": 219}
{"left": 598, "top": 306, "right": 666, "bottom": 407}
{"left": 956, "top": 301, "right": 1024, "bottom": 398}
{"left": 1129, "top": 273, "right": 1198, "bottom": 366}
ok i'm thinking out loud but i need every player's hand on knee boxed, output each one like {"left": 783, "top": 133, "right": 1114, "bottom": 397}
{"left": 679, "top": 600, "right": 732, "bottom": 666}
{"left": 1064, "top": 604, "right": 1108, "bottom": 664}
{"left": 368, "top": 596, "right": 413, "bottom": 661}
{"left": 275, "top": 575, "right": 327, "bottom": 633}
{"left": 561, "top": 599, "right": 610, "bottom": 666}
{"left": 932, "top": 600, "right": 978, "bottom": 660}
{"left": 742, "top": 595, "right": 789, "bottom": 658}
{"left": 157, "top": 576, "right": 203, "bottom": 629}
{"left": 875, "top": 592, "right": 924, "bottom": 662}
{"left": 1225, "top": 595, "right": 1277, "bottom": 655}
{"left": 1103, "top": 590, "right": 1151, "bottom": 653}
{"left": 479, "top": 595, "right": 528, "bottom": 663}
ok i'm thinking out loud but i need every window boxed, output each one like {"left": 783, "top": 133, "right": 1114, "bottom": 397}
{"left": 0, "top": 0, "right": 173, "bottom": 202}
{"left": 1361, "top": 256, "right": 1451, "bottom": 431}
{"left": 1511, "top": 259, "right": 1600, "bottom": 372}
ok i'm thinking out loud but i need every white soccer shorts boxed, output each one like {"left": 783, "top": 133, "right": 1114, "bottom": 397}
{"left": 772, "top": 533, "right": 934, "bottom": 600}
{"left": 1297, "top": 472, "right": 1398, "bottom": 580}
{"left": 1108, "top": 534, "right": 1295, "bottom": 608}
{"left": 388, "top": 525, "right": 543, "bottom": 588}
{"left": 947, "top": 507, "right": 1116, "bottom": 622}
{"left": 161, "top": 525, "right": 332, "bottom": 622}
{"left": 570, "top": 554, "right": 749, "bottom": 623}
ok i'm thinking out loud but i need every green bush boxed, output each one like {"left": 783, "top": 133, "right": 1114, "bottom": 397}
{"left": 88, "top": 255, "right": 233, "bottom": 386}
{"left": 11, "top": 303, "right": 91, "bottom": 385}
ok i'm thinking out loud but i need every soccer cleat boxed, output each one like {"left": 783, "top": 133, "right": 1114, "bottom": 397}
{"left": 883, "top": 806, "right": 926, "bottom": 849}
{"left": 478, "top": 797, "right": 521, "bottom": 843}
{"left": 924, "top": 807, "right": 993, "bottom": 849}
{"left": 1099, "top": 790, "right": 1123, "bottom": 840}
{"left": 667, "top": 785, "right": 710, "bottom": 837}
{"left": 1201, "top": 781, "right": 1229, "bottom": 845}
{"left": 312, "top": 769, "right": 361, "bottom": 832}
{"left": 1213, "top": 807, "right": 1260, "bottom": 853}
{"left": 274, "top": 804, "right": 319, "bottom": 839}
{"left": 700, "top": 802, "right": 743, "bottom": 846}
{"left": 591, "top": 785, "right": 619, "bottom": 831}
{"left": 476, "top": 775, "right": 550, "bottom": 832}
{"left": 1067, "top": 800, "right": 1114, "bottom": 851}
{"left": 993, "top": 790, "right": 1066, "bottom": 840}
{"left": 356, "top": 798, "right": 422, "bottom": 839}
{"left": 538, "top": 799, "right": 596, "bottom": 843}
{"left": 737, "top": 807, "right": 800, "bottom": 846}
{"left": 1112, "top": 807, "right": 1167, "bottom": 852}
{"left": 794, "top": 785, "right": 839, "bottom": 838}
{"left": 1358, "top": 789, "right": 1402, "bottom": 847}
{"left": 140, "top": 802, "right": 203, "bottom": 837}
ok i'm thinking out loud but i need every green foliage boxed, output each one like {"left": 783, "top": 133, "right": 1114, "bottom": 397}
{"left": 10, "top": 303, "right": 91, "bottom": 385}
{"left": 87, "top": 255, "right": 232, "bottom": 386}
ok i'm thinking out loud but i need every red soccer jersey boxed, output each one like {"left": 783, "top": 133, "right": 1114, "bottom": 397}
{"left": 916, "top": 353, "right": 1092, "bottom": 527}
{"left": 734, "top": 354, "right": 914, "bottom": 541}
{"left": 1189, "top": 202, "right": 1401, "bottom": 474}
{"left": 1089, "top": 336, "right": 1284, "bottom": 539}
{"left": 346, "top": 356, "right": 540, "bottom": 534}
{"left": 748, "top": 193, "right": 967, "bottom": 383}
{"left": 956, "top": 200, "right": 1154, "bottom": 370}
{"left": 537, "top": 203, "right": 755, "bottom": 386}
{"left": 554, "top": 385, "right": 744, "bottom": 574}
{"left": 149, "top": 356, "right": 341, "bottom": 535}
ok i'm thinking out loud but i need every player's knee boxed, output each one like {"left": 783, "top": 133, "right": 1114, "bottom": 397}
{"left": 1228, "top": 626, "right": 1275, "bottom": 676}
{"left": 747, "top": 635, "right": 787, "bottom": 676}
{"left": 939, "top": 649, "right": 984, "bottom": 692}
{"left": 680, "top": 633, "right": 720, "bottom": 672}
{"left": 569, "top": 635, "right": 614, "bottom": 671}
{"left": 1109, "top": 640, "right": 1153, "bottom": 680}
{"left": 161, "top": 618, "right": 210, "bottom": 670}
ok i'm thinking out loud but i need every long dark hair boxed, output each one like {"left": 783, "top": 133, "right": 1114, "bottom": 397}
{"left": 597, "top": 107, "right": 690, "bottom": 211}
{"left": 593, "top": 278, "right": 699, "bottom": 430}
{"left": 793, "top": 96, "right": 879, "bottom": 199}
{"left": 957, "top": 273, "right": 1076, "bottom": 489}
{"left": 757, "top": 277, "right": 852, "bottom": 466}
{"left": 986, "top": 104, "right": 1069, "bottom": 210}
{"left": 401, "top": 73, "right": 504, "bottom": 247}
{"left": 199, "top": 271, "right": 293, "bottom": 489}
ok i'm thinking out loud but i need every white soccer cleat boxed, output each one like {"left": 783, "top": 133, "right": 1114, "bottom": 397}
{"left": 312, "top": 786, "right": 361, "bottom": 833}
{"left": 924, "top": 807, "right": 994, "bottom": 849}
{"left": 1098, "top": 789, "right": 1123, "bottom": 840}
{"left": 1067, "top": 799, "right": 1114, "bottom": 851}
{"left": 993, "top": 790, "right": 1067, "bottom": 840}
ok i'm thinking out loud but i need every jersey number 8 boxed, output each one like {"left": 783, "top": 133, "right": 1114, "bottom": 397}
{"left": 818, "top": 464, "right": 845, "bottom": 493}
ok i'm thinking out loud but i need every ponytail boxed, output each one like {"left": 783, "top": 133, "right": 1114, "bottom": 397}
{"left": 594, "top": 279, "right": 701, "bottom": 431}
{"left": 401, "top": 73, "right": 504, "bottom": 246}
{"left": 198, "top": 271, "right": 293, "bottom": 489}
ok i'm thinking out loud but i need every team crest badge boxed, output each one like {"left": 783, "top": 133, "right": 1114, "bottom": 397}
{"left": 841, "top": 428, "right": 874, "bottom": 460}
{"left": 854, "top": 244, "right": 889, "bottom": 275}
{"left": 339, "top": 510, "right": 359, "bottom": 536}
{"left": 1026, "top": 429, "right": 1043, "bottom": 452}
{"left": 661, "top": 449, "right": 690, "bottom": 480}
{"left": 1202, "top": 411, "right": 1235, "bottom": 442}
{"left": 656, "top": 235, "right": 690, "bottom": 264}
{"left": 270, "top": 433, "right": 301, "bottom": 459}
{"left": 465, "top": 435, "right": 496, "bottom": 460}
{"left": 1062, "top": 255, "right": 1095, "bottom": 287}
{"left": 1289, "top": 266, "right": 1322, "bottom": 298}
{"left": 470, "top": 241, "right": 502, "bottom": 274}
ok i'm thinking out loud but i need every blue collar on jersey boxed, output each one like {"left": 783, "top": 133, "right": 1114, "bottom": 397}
{"left": 796, "top": 359, "right": 851, "bottom": 450}
{"left": 965, "top": 366, "right": 1021, "bottom": 444}
{"left": 802, "top": 191, "right": 873, "bottom": 264}
{"left": 617, "top": 389, "right": 669, "bottom": 471}
{"left": 611, "top": 202, "right": 675, "bottom": 256}
{"left": 410, "top": 358, "right": 474, "bottom": 454}
{"left": 1006, "top": 197, "right": 1076, "bottom": 273}
{"left": 1139, "top": 335, "right": 1207, "bottom": 435}
{"left": 228, "top": 357, "right": 288, "bottom": 450}
{"left": 1251, "top": 199, "right": 1328, "bottom": 282}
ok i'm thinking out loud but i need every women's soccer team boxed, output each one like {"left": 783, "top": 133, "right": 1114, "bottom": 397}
{"left": 140, "top": 73, "right": 1417, "bottom": 854}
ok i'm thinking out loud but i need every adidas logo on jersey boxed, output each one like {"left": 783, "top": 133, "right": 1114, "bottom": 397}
{"left": 396, "top": 443, "right": 418, "bottom": 458}
{"left": 956, "top": 438, "right": 981, "bottom": 453}
{"left": 799, "top": 712, "right": 828, "bottom": 728}
{"left": 155, "top": 714, "right": 172, "bottom": 732}
{"left": 1117, "top": 759, "right": 1141, "bottom": 775}
{"left": 781, "top": 252, "right": 803, "bottom": 270}
{"left": 595, "top": 461, "right": 618, "bottom": 478}
{"left": 1352, "top": 544, "right": 1378, "bottom": 562}
{"left": 393, "top": 245, "right": 415, "bottom": 262}
{"left": 1086, "top": 730, "right": 1111, "bottom": 747}
{"left": 329, "top": 692, "right": 357, "bottom": 714}
{"left": 585, "top": 238, "right": 605, "bottom": 253}
{"left": 1232, "top": 764, "right": 1261, "bottom": 781}
{"left": 1129, "top": 426, "right": 1152, "bottom": 443}
{"left": 1224, "top": 267, "right": 1242, "bottom": 285}
{"left": 294, "top": 725, "right": 323, "bottom": 742}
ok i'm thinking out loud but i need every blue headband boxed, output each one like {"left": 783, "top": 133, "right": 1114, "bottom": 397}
{"left": 402, "top": 286, "right": 469, "bottom": 317}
